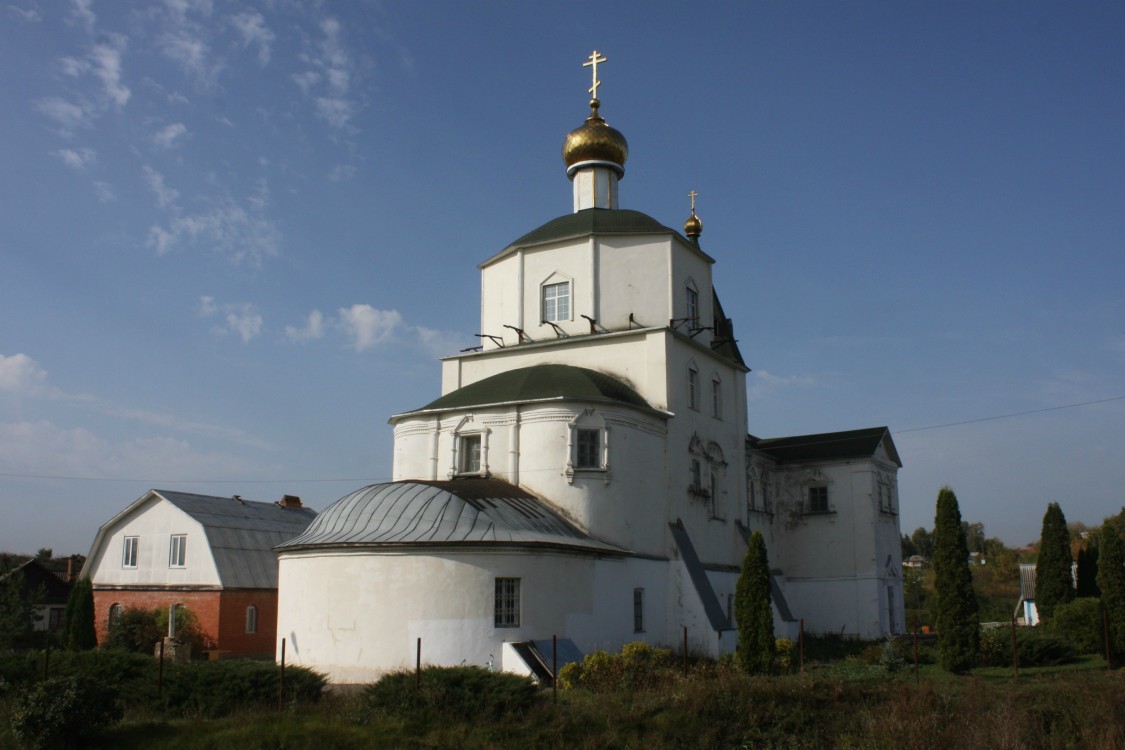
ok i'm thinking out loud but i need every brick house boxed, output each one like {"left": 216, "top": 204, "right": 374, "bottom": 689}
{"left": 80, "top": 490, "right": 315, "bottom": 657}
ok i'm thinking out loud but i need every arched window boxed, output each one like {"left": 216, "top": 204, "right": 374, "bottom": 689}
{"left": 108, "top": 603, "right": 123, "bottom": 631}
{"left": 245, "top": 604, "right": 258, "bottom": 634}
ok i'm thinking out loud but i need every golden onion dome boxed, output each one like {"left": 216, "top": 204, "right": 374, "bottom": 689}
{"left": 563, "top": 99, "right": 628, "bottom": 177}
{"left": 683, "top": 209, "right": 703, "bottom": 238}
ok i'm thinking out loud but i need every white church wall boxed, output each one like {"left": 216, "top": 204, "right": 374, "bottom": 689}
{"left": 86, "top": 497, "right": 220, "bottom": 588}
{"left": 594, "top": 235, "right": 676, "bottom": 331}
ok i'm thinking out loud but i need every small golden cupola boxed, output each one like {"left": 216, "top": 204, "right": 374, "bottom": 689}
{"left": 563, "top": 51, "right": 628, "bottom": 212}
{"left": 683, "top": 190, "right": 703, "bottom": 240}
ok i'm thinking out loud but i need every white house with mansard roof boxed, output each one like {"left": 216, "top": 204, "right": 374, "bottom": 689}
{"left": 275, "top": 52, "right": 904, "bottom": 684}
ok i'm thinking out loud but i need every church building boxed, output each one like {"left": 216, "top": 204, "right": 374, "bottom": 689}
{"left": 275, "top": 53, "right": 904, "bottom": 684}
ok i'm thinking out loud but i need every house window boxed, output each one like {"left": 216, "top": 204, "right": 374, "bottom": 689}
{"left": 48, "top": 607, "right": 64, "bottom": 631}
{"left": 245, "top": 604, "right": 258, "bottom": 634}
{"left": 711, "top": 378, "right": 722, "bottom": 418}
{"left": 122, "top": 536, "right": 138, "bottom": 568}
{"left": 459, "top": 434, "right": 482, "bottom": 474}
{"left": 685, "top": 285, "right": 699, "bottom": 326}
{"left": 495, "top": 578, "right": 520, "bottom": 628}
{"left": 108, "top": 603, "right": 123, "bottom": 631}
{"left": 168, "top": 534, "right": 186, "bottom": 568}
{"left": 575, "top": 428, "right": 601, "bottom": 469}
{"left": 690, "top": 458, "right": 702, "bottom": 493}
{"left": 808, "top": 485, "right": 830, "bottom": 514}
{"left": 633, "top": 587, "right": 644, "bottom": 633}
{"left": 542, "top": 281, "right": 570, "bottom": 322}
{"left": 688, "top": 367, "right": 699, "bottom": 410}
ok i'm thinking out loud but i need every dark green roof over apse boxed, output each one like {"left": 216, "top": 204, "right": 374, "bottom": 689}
{"left": 414, "top": 364, "right": 651, "bottom": 413}
{"left": 502, "top": 208, "right": 678, "bottom": 253}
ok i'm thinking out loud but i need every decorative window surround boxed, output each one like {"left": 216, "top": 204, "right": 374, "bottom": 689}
{"left": 565, "top": 409, "right": 610, "bottom": 485}
{"left": 450, "top": 417, "right": 490, "bottom": 478}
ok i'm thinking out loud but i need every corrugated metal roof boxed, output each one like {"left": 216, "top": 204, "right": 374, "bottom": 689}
{"left": 278, "top": 479, "right": 626, "bottom": 555}
{"left": 157, "top": 491, "right": 317, "bottom": 588}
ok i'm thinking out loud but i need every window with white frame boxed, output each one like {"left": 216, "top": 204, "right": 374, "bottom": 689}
{"left": 685, "top": 283, "right": 699, "bottom": 327}
{"left": 168, "top": 534, "right": 186, "bottom": 568}
{"left": 245, "top": 604, "right": 258, "bottom": 634}
{"left": 542, "top": 281, "right": 570, "bottom": 323}
{"left": 495, "top": 578, "right": 520, "bottom": 628}
{"left": 122, "top": 536, "right": 138, "bottom": 568}
{"left": 711, "top": 377, "right": 722, "bottom": 418}
{"left": 633, "top": 587, "right": 644, "bottom": 633}
{"left": 808, "top": 485, "right": 830, "bottom": 514}
{"left": 575, "top": 428, "right": 601, "bottom": 469}
{"left": 459, "top": 434, "right": 482, "bottom": 474}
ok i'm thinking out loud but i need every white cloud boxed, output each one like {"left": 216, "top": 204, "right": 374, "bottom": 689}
{"left": 142, "top": 165, "right": 180, "bottom": 208}
{"left": 68, "top": 0, "right": 95, "bottom": 34}
{"left": 327, "top": 163, "right": 356, "bottom": 182}
{"left": 294, "top": 16, "right": 360, "bottom": 132}
{"left": 152, "top": 122, "right": 188, "bottom": 148}
{"left": 59, "top": 56, "right": 89, "bottom": 76}
{"left": 155, "top": 201, "right": 280, "bottom": 267}
{"left": 292, "top": 70, "right": 320, "bottom": 95}
{"left": 285, "top": 310, "right": 325, "bottom": 343}
{"left": 315, "top": 97, "right": 353, "bottom": 130}
{"left": 7, "top": 5, "right": 41, "bottom": 22}
{"left": 34, "top": 97, "right": 90, "bottom": 135}
{"left": 93, "top": 181, "right": 116, "bottom": 203}
{"left": 198, "top": 297, "right": 262, "bottom": 343}
{"left": 0, "top": 353, "right": 49, "bottom": 395}
{"left": 229, "top": 11, "right": 274, "bottom": 66}
{"left": 147, "top": 225, "right": 175, "bottom": 255}
{"left": 52, "top": 147, "right": 96, "bottom": 170}
{"left": 747, "top": 369, "right": 818, "bottom": 400}
{"left": 89, "top": 35, "right": 130, "bottom": 107}
{"left": 339, "top": 305, "right": 402, "bottom": 351}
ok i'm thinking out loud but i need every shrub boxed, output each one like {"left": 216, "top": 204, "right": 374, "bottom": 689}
{"left": 557, "top": 641, "right": 675, "bottom": 692}
{"left": 10, "top": 674, "right": 122, "bottom": 749}
{"left": 879, "top": 638, "right": 906, "bottom": 673}
{"left": 159, "top": 660, "right": 326, "bottom": 717}
{"left": 1050, "top": 597, "right": 1104, "bottom": 654}
{"left": 1016, "top": 628, "right": 1078, "bottom": 667}
{"left": 775, "top": 638, "right": 794, "bottom": 672}
{"left": 106, "top": 606, "right": 163, "bottom": 654}
{"left": 978, "top": 626, "right": 1012, "bottom": 667}
{"left": 364, "top": 665, "right": 538, "bottom": 723}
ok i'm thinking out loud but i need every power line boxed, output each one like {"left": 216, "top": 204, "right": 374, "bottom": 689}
{"left": 897, "top": 395, "right": 1125, "bottom": 434}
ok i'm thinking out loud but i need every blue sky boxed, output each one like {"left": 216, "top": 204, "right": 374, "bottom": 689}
{"left": 2, "top": 1, "right": 1123, "bottom": 555}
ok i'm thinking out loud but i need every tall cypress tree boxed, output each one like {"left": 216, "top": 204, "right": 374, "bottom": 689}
{"left": 64, "top": 577, "right": 97, "bottom": 651}
{"left": 932, "top": 486, "right": 979, "bottom": 673}
{"left": 1035, "top": 502, "right": 1074, "bottom": 621}
{"left": 736, "top": 530, "right": 775, "bottom": 674}
{"left": 1097, "top": 518, "right": 1125, "bottom": 668}
{"left": 1076, "top": 542, "right": 1100, "bottom": 598}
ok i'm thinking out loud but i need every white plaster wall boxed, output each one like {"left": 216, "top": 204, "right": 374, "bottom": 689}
{"left": 86, "top": 498, "right": 220, "bottom": 587}
{"left": 276, "top": 549, "right": 677, "bottom": 684}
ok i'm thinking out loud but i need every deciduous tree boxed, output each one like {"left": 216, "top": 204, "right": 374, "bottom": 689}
{"left": 736, "top": 531, "right": 774, "bottom": 673}
{"left": 933, "top": 486, "right": 979, "bottom": 673}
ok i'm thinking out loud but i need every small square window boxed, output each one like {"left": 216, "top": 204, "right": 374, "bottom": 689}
{"left": 495, "top": 578, "right": 520, "bottom": 628}
{"left": 122, "top": 536, "right": 138, "bottom": 568}
{"left": 808, "top": 486, "right": 829, "bottom": 514}
{"left": 169, "top": 534, "right": 186, "bottom": 568}
{"left": 576, "top": 429, "right": 601, "bottom": 468}
{"left": 542, "top": 282, "right": 570, "bottom": 323}
{"left": 460, "top": 435, "right": 482, "bottom": 474}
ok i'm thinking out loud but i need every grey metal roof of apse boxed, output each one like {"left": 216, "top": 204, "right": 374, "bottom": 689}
{"left": 408, "top": 364, "right": 651, "bottom": 414}
{"left": 502, "top": 208, "right": 677, "bottom": 253}
{"left": 277, "top": 479, "right": 626, "bottom": 555}
{"left": 158, "top": 490, "right": 318, "bottom": 589}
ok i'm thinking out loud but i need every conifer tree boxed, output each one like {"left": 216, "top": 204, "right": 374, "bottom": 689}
{"left": 64, "top": 577, "right": 97, "bottom": 651}
{"left": 932, "top": 486, "right": 979, "bottom": 673}
{"left": 1097, "top": 518, "right": 1125, "bottom": 668}
{"left": 1035, "top": 502, "right": 1075, "bottom": 621}
{"left": 736, "top": 531, "right": 774, "bottom": 674}
{"left": 1076, "top": 542, "right": 1100, "bottom": 598}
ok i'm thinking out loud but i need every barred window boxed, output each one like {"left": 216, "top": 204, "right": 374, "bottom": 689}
{"left": 808, "top": 486, "right": 830, "bottom": 513}
{"left": 495, "top": 578, "right": 520, "bottom": 628}
{"left": 576, "top": 428, "right": 601, "bottom": 468}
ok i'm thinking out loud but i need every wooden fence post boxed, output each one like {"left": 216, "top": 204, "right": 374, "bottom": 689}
{"left": 278, "top": 638, "right": 286, "bottom": 710}
{"left": 416, "top": 637, "right": 422, "bottom": 689}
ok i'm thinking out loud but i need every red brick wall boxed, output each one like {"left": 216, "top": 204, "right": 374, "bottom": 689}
{"left": 93, "top": 588, "right": 277, "bottom": 656}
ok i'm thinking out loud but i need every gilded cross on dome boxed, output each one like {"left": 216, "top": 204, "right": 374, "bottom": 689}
{"left": 689, "top": 190, "right": 699, "bottom": 211}
{"left": 583, "top": 50, "right": 607, "bottom": 100}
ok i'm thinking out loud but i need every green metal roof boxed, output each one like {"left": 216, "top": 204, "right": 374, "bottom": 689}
{"left": 503, "top": 208, "right": 676, "bottom": 252}
{"left": 414, "top": 364, "right": 650, "bottom": 413}
{"left": 748, "top": 426, "right": 901, "bottom": 467}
